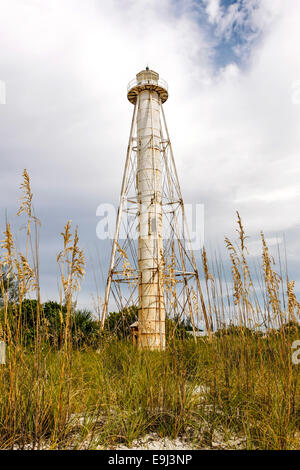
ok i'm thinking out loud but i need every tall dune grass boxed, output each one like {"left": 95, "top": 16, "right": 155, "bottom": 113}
{"left": 0, "top": 171, "right": 299, "bottom": 449}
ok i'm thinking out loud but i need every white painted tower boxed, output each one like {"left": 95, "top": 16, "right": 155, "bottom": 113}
{"left": 102, "top": 68, "right": 210, "bottom": 350}
{"left": 129, "top": 68, "right": 167, "bottom": 349}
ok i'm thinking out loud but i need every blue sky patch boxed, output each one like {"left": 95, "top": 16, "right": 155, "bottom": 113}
{"left": 174, "top": 0, "right": 263, "bottom": 70}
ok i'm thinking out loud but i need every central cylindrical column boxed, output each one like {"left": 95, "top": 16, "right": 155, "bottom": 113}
{"left": 137, "top": 89, "right": 165, "bottom": 350}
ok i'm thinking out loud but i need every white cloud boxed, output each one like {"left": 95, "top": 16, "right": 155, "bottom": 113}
{"left": 235, "top": 186, "right": 300, "bottom": 204}
{"left": 0, "top": 0, "right": 300, "bottom": 305}
{"left": 204, "top": 0, "right": 283, "bottom": 59}
{"left": 247, "top": 237, "right": 283, "bottom": 257}
{"left": 205, "top": 0, "right": 221, "bottom": 24}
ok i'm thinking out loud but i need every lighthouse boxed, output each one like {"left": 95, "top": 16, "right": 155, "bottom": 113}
{"left": 102, "top": 68, "right": 210, "bottom": 350}
{"left": 128, "top": 68, "right": 167, "bottom": 349}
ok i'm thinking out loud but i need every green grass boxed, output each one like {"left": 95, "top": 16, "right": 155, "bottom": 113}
{"left": 0, "top": 333, "right": 299, "bottom": 450}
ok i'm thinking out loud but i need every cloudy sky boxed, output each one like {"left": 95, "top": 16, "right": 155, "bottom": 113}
{"left": 0, "top": 0, "right": 299, "bottom": 311}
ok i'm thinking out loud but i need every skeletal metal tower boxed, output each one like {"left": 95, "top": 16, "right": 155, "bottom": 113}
{"left": 102, "top": 68, "right": 210, "bottom": 350}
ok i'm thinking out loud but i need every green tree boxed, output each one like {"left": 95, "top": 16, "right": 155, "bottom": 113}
{"left": 105, "top": 305, "right": 138, "bottom": 339}
{"left": 17, "top": 299, "right": 99, "bottom": 347}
